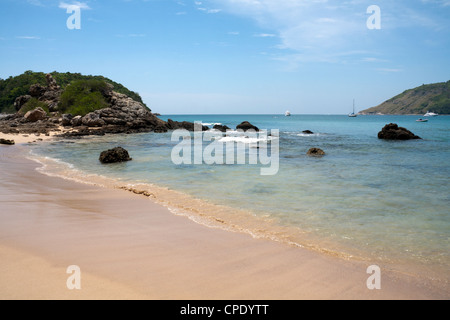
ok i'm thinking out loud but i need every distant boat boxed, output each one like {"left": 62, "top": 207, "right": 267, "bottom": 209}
{"left": 416, "top": 118, "right": 429, "bottom": 122}
{"left": 348, "top": 99, "right": 357, "bottom": 117}
{"left": 285, "top": 110, "right": 291, "bottom": 117}
{"left": 424, "top": 111, "right": 438, "bottom": 117}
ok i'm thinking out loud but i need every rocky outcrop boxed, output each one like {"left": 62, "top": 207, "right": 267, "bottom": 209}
{"left": 302, "top": 130, "right": 314, "bottom": 135}
{"left": 24, "top": 107, "right": 47, "bottom": 122}
{"left": 307, "top": 148, "right": 325, "bottom": 156}
{"left": 26, "top": 74, "right": 62, "bottom": 112}
{"left": 0, "top": 138, "right": 15, "bottom": 145}
{"left": 29, "top": 84, "right": 46, "bottom": 98}
{"left": 73, "top": 90, "right": 167, "bottom": 132}
{"left": 378, "top": 123, "right": 421, "bottom": 140}
{"left": 1, "top": 74, "right": 210, "bottom": 137}
{"left": 99, "top": 147, "right": 132, "bottom": 164}
{"left": 236, "top": 121, "right": 259, "bottom": 132}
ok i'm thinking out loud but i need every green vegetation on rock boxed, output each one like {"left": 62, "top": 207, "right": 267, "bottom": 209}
{"left": 59, "top": 80, "right": 109, "bottom": 116}
{"left": 361, "top": 81, "right": 450, "bottom": 115}
{"left": 0, "top": 71, "right": 146, "bottom": 113}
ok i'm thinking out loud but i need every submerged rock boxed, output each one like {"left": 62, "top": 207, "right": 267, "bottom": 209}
{"left": 99, "top": 147, "right": 132, "bottom": 164}
{"left": 236, "top": 121, "right": 259, "bottom": 132}
{"left": 378, "top": 123, "right": 421, "bottom": 140}
{"left": 302, "top": 130, "right": 314, "bottom": 135}
{"left": 307, "top": 148, "right": 325, "bottom": 157}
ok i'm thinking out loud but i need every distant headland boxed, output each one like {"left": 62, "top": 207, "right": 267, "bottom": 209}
{"left": 360, "top": 81, "right": 450, "bottom": 115}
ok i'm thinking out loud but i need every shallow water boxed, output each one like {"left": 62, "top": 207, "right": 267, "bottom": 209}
{"left": 30, "top": 115, "right": 450, "bottom": 281}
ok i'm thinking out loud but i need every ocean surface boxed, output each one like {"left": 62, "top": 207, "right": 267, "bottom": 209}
{"left": 30, "top": 115, "right": 450, "bottom": 282}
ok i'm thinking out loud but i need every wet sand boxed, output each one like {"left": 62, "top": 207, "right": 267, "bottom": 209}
{"left": 0, "top": 145, "right": 448, "bottom": 300}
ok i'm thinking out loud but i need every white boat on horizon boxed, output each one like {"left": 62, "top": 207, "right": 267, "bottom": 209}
{"left": 285, "top": 110, "right": 291, "bottom": 117}
{"left": 424, "top": 111, "right": 438, "bottom": 117}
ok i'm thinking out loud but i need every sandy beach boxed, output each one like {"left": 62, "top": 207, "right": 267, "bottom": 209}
{"left": 0, "top": 144, "right": 448, "bottom": 300}
{"left": 0, "top": 129, "right": 70, "bottom": 145}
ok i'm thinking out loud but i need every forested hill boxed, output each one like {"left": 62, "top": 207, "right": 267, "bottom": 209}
{"left": 360, "top": 81, "right": 450, "bottom": 115}
{"left": 0, "top": 71, "right": 145, "bottom": 113}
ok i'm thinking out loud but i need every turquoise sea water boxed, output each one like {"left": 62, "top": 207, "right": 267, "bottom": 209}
{"left": 31, "top": 115, "right": 450, "bottom": 280}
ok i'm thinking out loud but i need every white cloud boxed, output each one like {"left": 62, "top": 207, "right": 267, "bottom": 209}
{"left": 27, "top": 0, "right": 44, "bottom": 6}
{"left": 207, "top": 8, "right": 222, "bottom": 13}
{"left": 116, "top": 34, "right": 146, "bottom": 38}
{"left": 377, "top": 68, "right": 403, "bottom": 73}
{"left": 421, "top": 0, "right": 450, "bottom": 7}
{"left": 254, "top": 33, "right": 276, "bottom": 37}
{"left": 16, "top": 36, "right": 41, "bottom": 40}
{"left": 195, "top": 0, "right": 221, "bottom": 13}
{"left": 362, "top": 57, "right": 388, "bottom": 63}
{"left": 59, "top": 1, "right": 91, "bottom": 10}
{"left": 210, "top": 0, "right": 450, "bottom": 67}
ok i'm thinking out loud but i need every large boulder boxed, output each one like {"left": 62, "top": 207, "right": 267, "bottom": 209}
{"left": 99, "top": 147, "right": 132, "bottom": 164}
{"left": 71, "top": 115, "right": 83, "bottom": 127}
{"left": 24, "top": 107, "right": 47, "bottom": 122}
{"left": 14, "top": 95, "right": 32, "bottom": 111}
{"left": 29, "top": 84, "right": 46, "bottom": 98}
{"left": 236, "top": 121, "right": 259, "bottom": 132}
{"left": 213, "top": 124, "right": 230, "bottom": 132}
{"left": 307, "top": 148, "right": 325, "bottom": 156}
{"left": 61, "top": 114, "right": 73, "bottom": 126}
{"left": 46, "top": 73, "right": 60, "bottom": 91}
{"left": 82, "top": 112, "right": 106, "bottom": 127}
{"left": 378, "top": 123, "right": 421, "bottom": 140}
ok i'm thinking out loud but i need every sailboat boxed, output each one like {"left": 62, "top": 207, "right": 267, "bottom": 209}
{"left": 348, "top": 99, "right": 357, "bottom": 117}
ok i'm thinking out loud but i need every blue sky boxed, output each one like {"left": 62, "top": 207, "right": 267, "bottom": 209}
{"left": 0, "top": 0, "right": 449, "bottom": 114}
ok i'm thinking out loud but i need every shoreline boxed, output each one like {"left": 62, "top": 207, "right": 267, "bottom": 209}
{"left": 0, "top": 144, "right": 448, "bottom": 299}
{"left": 28, "top": 136, "right": 450, "bottom": 285}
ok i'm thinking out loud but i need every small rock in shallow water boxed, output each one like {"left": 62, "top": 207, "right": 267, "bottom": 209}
{"left": 307, "top": 148, "right": 325, "bottom": 156}
{"left": 0, "top": 138, "right": 15, "bottom": 145}
{"left": 99, "top": 147, "right": 132, "bottom": 164}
